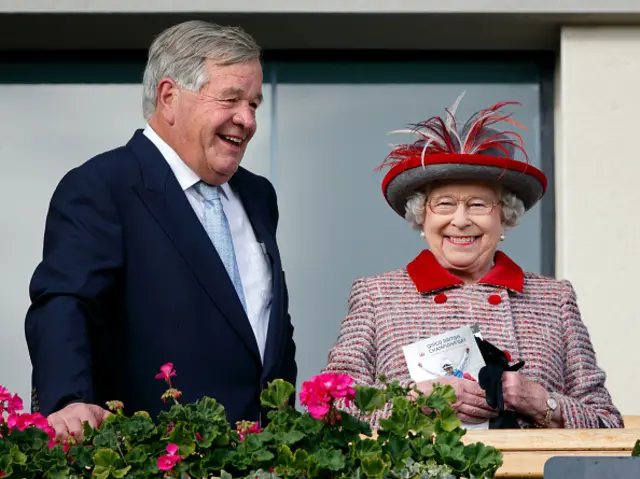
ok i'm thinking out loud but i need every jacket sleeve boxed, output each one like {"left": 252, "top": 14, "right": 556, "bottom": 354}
{"left": 323, "top": 277, "right": 411, "bottom": 427}
{"left": 324, "top": 277, "right": 378, "bottom": 386}
{"left": 264, "top": 177, "right": 297, "bottom": 401}
{"left": 553, "top": 280, "right": 623, "bottom": 428}
{"left": 280, "top": 271, "right": 298, "bottom": 402}
{"left": 25, "top": 166, "right": 123, "bottom": 416}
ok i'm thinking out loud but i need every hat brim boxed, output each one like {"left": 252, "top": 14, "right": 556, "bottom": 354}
{"left": 382, "top": 153, "right": 548, "bottom": 218}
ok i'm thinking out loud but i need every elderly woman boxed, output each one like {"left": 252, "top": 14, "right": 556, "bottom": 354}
{"left": 324, "top": 97, "right": 622, "bottom": 429}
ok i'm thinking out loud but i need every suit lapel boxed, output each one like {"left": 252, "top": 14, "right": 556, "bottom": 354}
{"left": 230, "top": 172, "right": 286, "bottom": 380}
{"left": 128, "top": 131, "right": 261, "bottom": 363}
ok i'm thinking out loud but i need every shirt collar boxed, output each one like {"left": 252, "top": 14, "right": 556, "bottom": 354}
{"left": 406, "top": 249, "right": 524, "bottom": 294}
{"left": 143, "top": 124, "right": 200, "bottom": 192}
{"left": 142, "top": 124, "right": 233, "bottom": 199}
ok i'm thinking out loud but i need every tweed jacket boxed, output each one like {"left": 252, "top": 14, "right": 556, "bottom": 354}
{"left": 325, "top": 250, "right": 623, "bottom": 429}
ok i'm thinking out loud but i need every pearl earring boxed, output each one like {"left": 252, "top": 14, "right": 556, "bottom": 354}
{"left": 420, "top": 231, "right": 425, "bottom": 238}
{"left": 500, "top": 233, "right": 505, "bottom": 241}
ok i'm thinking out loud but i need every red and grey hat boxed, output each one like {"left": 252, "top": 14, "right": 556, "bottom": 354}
{"left": 378, "top": 93, "right": 548, "bottom": 218}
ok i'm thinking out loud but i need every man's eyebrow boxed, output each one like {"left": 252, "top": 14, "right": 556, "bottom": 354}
{"left": 219, "top": 87, "right": 263, "bottom": 105}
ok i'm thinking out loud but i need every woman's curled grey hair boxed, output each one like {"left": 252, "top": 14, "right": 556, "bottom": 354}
{"left": 404, "top": 187, "right": 525, "bottom": 230}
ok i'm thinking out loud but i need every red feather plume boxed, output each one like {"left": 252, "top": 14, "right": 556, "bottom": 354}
{"left": 376, "top": 94, "right": 530, "bottom": 172}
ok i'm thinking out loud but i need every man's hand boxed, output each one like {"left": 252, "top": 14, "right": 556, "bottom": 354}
{"left": 415, "top": 377, "right": 498, "bottom": 424}
{"left": 48, "top": 402, "right": 111, "bottom": 442}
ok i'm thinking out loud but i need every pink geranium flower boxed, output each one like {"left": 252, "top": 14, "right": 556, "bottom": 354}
{"left": 155, "top": 363, "right": 177, "bottom": 381}
{"left": 0, "top": 386, "right": 11, "bottom": 402}
{"left": 6, "top": 411, "right": 52, "bottom": 434}
{"left": 316, "top": 373, "right": 356, "bottom": 401}
{"left": 6, "top": 394, "right": 23, "bottom": 415}
{"left": 299, "top": 378, "right": 331, "bottom": 419}
{"left": 238, "top": 422, "right": 263, "bottom": 441}
{"left": 157, "top": 443, "right": 182, "bottom": 471}
{"left": 0, "top": 385, "right": 56, "bottom": 446}
{"left": 299, "top": 373, "right": 355, "bottom": 420}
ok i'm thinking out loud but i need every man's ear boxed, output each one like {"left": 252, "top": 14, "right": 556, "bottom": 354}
{"left": 156, "top": 78, "right": 179, "bottom": 125}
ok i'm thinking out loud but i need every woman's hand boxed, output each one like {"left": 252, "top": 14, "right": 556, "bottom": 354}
{"left": 415, "top": 377, "right": 498, "bottom": 424}
{"left": 501, "top": 371, "right": 549, "bottom": 423}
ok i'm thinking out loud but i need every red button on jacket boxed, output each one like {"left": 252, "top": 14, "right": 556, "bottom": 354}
{"left": 488, "top": 294, "right": 502, "bottom": 305}
{"left": 434, "top": 293, "right": 447, "bottom": 304}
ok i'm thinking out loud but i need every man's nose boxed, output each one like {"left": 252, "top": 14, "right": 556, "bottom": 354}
{"left": 233, "top": 105, "right": 256, "bottom": 131}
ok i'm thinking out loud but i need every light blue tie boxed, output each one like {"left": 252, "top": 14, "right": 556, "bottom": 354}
{"left": 194, "top": 182, "right": 247, "bottom": 312}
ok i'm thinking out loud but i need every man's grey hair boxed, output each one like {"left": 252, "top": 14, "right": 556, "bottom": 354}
{"left": 404, "top": 185, "right": 525, "bottom": 231}
{"left": 142, "top": 20, "right": 261, "bottom": 120}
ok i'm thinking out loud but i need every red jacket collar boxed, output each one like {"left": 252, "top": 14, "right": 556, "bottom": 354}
{"left": 406, "top": 250, "right": 524, "bottom": 293}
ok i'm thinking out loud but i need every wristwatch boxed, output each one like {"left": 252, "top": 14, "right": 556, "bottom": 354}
{"left": 538, "top": 393, "right": 558, "bottom": 428}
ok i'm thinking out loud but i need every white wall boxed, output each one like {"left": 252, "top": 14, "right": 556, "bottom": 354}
{"left": 556, "top": 26, "right": 640, "bottom": 415}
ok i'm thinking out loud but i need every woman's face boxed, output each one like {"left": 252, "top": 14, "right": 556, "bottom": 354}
{"left": 422, "top": 181, "right": 504, "bottom": 281}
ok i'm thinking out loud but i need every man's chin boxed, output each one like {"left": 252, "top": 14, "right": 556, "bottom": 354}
{"left": 208, "top": 161, "right": 240, "bottom": 178}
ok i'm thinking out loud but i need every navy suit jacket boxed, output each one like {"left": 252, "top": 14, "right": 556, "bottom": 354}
{"left": 25, "top": 130, "right": 297, "bottom": 424}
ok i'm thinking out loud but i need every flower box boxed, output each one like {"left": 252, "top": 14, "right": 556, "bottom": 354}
{"left": 0, "top": 363, "right": 505, "bottom": 478}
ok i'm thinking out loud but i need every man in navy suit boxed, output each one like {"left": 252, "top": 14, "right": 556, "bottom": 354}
{"left": 25, "top": 20, "right": 297, "bottom": 441}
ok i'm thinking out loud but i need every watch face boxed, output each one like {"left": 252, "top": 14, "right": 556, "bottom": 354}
{"left": 548, "top": 397, "right": 558, "bottom": 410}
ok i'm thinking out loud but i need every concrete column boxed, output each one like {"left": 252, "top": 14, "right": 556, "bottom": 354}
{"left": 556, "top": 26, "right": 640, "bottom": 415}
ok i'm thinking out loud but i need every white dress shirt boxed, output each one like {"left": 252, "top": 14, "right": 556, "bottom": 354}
{"left": 143, "top": 125, "right": 272, "bottom": 361}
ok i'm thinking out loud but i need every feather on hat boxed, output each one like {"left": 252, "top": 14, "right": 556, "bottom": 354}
{"left": 377, "top": 92, "right": 547, "bottom": 218}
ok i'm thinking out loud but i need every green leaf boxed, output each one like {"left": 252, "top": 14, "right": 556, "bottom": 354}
{"left": 275, "top": 444, "right": 294, "bottom": 468}
{"left": 389, "top": 396, "right": 411, "bottom": 412}
{"left": 293, "top": 448, "right": 310, "bottom": 468}
{"left": 411, "top": 438, "right": 436, "bottom": 460}
{"left": 119, "top": 415, "right": 156, "bottom": 441}
{"left": 435, "top": 431, "right": 464, "bottom": 449}
{"left": 45, "top": 467, "right": 70, "bottom": 479}
{"left": 83, "top": 421, "right": 96, "bottom": 441}
{"left": 434, "top": 432, "right": 467, "bottom": 470}
{"left": 275, "top": 430, "right": 305, "bottom": 445}
{"left": 70, "top": 444, "right": 94, "bottom": 468}
{"left": 314, "top": 449, "right": 346, "bottom": 471}
{"left": 0, "top": 453, "right": 11, "bottom": 471}
{"left": 252, "top": 449, "right": 275, "bottom": 462}
{"left": 435, "top": 405, "right": 461, "bottom": 433}
{"left": 355, "top": 386, "right": 386, "bottom": 413}
{"left": 384, "top": 435, "right": 412, "bottom": 464}
{"left": 339, "top": 411, "right": 372, "bottom": 435}
{"left": 297, "top": 413, "right": 326, "bottom": 435}
{"left": 426, "top": 383, "right": 457, "bottom": 414}
{"left": 361, "top": 457, "right": 389, "bottom": 478}
{"left": 465, "top": 442, "right": 503, "bottom": 477}
{"left": 125, "top": 446, "right": 150, "bottom": 465}
{"left": 169, "top": 423, "right": 196, "bottom": 457}
{"left": 9, "top": 445, "right": 27, "bottom": 465}
{"left": 260, "top": 379, "right": 296, "bottom": 411}
{"left": 92, "top": 466, "right": 111, "bottom": 479}
{"left": 93, "top": 448, "right": 120, "bottom": 468}
{"left": 93, "top": 430, "right": 119, "bottom": 450}
{"left": 439, "top": 384, "right": 457, "bottom": 404}
{"left": 634, "top": 440, "right": 640, "bottom": 457}
{"left": 112, "top": 465, "right": 132, "bottom": 478}
{"left": 244, "top": 433, "right": 265, "bottom": 451}
{"left": 207, "top": 448, "right": 235, "bottom": 469}
{"left": 356, "top": 439, "right": 382, "bottom": 460}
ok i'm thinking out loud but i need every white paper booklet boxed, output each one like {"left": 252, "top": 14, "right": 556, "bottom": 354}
{"left": 402, "top": 325, "right": 489, "bottom": 430}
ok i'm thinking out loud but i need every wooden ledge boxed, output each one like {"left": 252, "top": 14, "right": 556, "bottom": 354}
{"left": 462, "top": 427, "right": 640, "bottom": 451}
{"left": 462, "top": 426, "right": 640, "bottom": 478}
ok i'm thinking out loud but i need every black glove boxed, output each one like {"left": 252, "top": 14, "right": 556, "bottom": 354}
{"left": 475, "top": 337, "right": 525, "bottom": 429}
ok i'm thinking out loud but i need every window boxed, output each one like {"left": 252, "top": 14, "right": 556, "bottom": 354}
{"left": 0, "top": 52, "right": 553, "bottom": 402}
